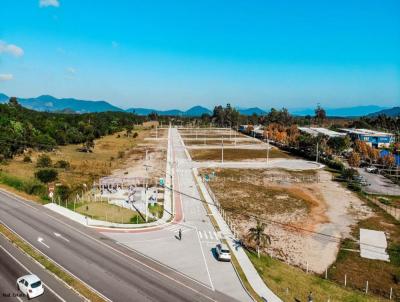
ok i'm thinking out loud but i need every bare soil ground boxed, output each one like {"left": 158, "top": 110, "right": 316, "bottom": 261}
{"left": 190, "top": 148, "right": 290, "bottom": 161}
{"left": 184, "top": 139, "right": 259, "bottom": 146}
{"left": 203, "top": 168, "right": 372, "bottom": 274}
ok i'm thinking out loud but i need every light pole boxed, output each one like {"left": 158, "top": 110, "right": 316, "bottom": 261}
{"left": 221, "top": 136, "right": 224, "bottom": 164}
{"left": 266, "top": 131, "right": 269, "bottom": 165}
{"left": 316, "top": 141, "right": 319, "bottom": 163}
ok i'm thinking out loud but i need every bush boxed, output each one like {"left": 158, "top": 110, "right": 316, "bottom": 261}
{"left": 56, "top": 185, "right": 71, "bottom": 202}
{"left": 23, "top": 155, "right": 32, "bottom": 163}
{"left": 133, "top": 132, "right": 138, "bottom": 138}
{"left": 118, "top": 151, "right": 124, "bottom": 159}
{"left": 54, "top": 160, "right": 70, "bottom": 169}
{"left": 36, "top": 154, "right": 52, "bottom": 168}
{"left": 34, "top": 169, "right": 58, "bottom": 183}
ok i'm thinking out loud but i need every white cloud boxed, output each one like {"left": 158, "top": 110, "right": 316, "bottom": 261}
{"left": 0, "top": 74, "right": 13, "bottom": 81}
{"left": 0, "top": 41, "right": 24, "bottom": 57}
{"left": 66, "top": 67, "right": 76, "bottom": 74}
{"left": 39, "top": 0, "right": 60, "bottom": 7}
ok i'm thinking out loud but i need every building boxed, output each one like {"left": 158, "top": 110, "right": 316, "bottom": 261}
{"left": 298, "top": 127, "right": 346, "bottom": 138}
{"left": 340, "top": 128, "right": 395, "bottom": 148}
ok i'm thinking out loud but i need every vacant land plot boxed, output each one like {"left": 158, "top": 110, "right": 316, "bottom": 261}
{"left": 75, "top": 202, "right": 140, "bottom": 223}
{"left": 184, "top": 139, "right": 259, "bottom": 146}
{"left": 203, "top": 168, "right": 371, "bottom": 274}
{"left": 190, "top": 148, "right": 290, "bottom": 161}
{"left": 329, "top": 200, "right": 400, "bottom": 299}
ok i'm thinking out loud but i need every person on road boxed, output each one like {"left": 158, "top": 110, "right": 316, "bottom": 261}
{"left": 178, "top": 228, "right": 182, "bottom": 240}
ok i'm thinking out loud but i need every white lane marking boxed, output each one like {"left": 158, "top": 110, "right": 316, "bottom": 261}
{"left": 198, "top": 231, "right": 202, "bottom": 239}
{"left": 37, "top": 237, "right": 50, "bottom": 249}
{"left": 208, "top": 231, "right": 213, "bottom": 240}
{"left": 54, "top": 233, "right": 70, "bottom": 243}
{"left": 194, "top": 226, "right": 214, "bottom": 291}
{"left": 214, "top": 232, "right": 218, "bottom": 240}
{"left": 0, "top": 245, "right": 66, "bottom": 302}
{"left": 203, "top": 231, "right": 208, "bottom": 240}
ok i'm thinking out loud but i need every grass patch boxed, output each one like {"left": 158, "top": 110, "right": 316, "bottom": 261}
{"left": 246, "top": 250, "right": 386, "bottom": 302}
{"left": 329, "top": 198, "right": 400, "bottom": 300}
{"left": 190, "top": 148, "right": 290, "bottom": 161}
{"left": 0, "top": 224, "right": 106, "bottom": 302}
{"left": 74, "top": 202, "right": 140, "bottom": 224}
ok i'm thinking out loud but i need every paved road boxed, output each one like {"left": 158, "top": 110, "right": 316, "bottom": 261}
{"left": 357, "top": 168, "right": 400, "bottom": 195}
{"left": 0, "top": 190, "right": 235, "bottom": 302}
{"left": 104, "top": 128, "right": 252, "bottom": 302}
{"left": 0, "top": 235, "right": 82, "bottom": 302}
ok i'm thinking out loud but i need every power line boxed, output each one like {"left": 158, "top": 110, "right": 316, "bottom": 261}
{"left": 162, "top": 183, "right": 400, "bottom": 254}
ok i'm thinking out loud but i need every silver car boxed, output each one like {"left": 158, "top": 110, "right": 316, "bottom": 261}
{"left": 216, "top": 243, "right": 231, "bottom": 262}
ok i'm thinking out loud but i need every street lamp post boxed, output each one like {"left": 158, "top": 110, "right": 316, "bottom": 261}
{"left": 221, "top": 136, "right": 224, "bottom": 164}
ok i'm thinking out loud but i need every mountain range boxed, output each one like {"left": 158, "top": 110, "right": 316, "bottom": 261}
{"left": 0, "top": 93, "right": 398, "bottom": 117}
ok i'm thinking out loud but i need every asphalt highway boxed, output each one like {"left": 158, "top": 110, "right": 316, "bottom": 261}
{"left": 0, "top": 189, "right": 236, "bottom": 302}
{"left": 0, "top": 234, "right": 82, "bottom": 302}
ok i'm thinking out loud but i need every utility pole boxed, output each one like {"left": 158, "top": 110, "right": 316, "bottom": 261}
{"left": 221, "top": 136, "right": 224, "bottom": 164}
{"left": 316, "top": 141, "right": 319, "bottom": 163}
{"left": 266, "top": 131, "right": 269, "bottom": 164}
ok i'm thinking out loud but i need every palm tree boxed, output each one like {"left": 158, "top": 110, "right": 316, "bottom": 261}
{"left": 247, "top": 220, "right": 271, "bottom": 258}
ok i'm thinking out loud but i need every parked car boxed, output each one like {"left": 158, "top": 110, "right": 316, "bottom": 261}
{"left": 16, "top": 274, "right": 44, "bottom": 300}
{"left": 365, "top": 166, "right": 378, "bottom": 173}
{"left": 215, "top": 243, "right": 231, "bottom": 262}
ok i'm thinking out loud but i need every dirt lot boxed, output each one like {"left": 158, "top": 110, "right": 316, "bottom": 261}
{"left": 190, "top": 148, "right": 290, "bottom": 161}
{"left": 204, "top": 168, "right": 371, "bottom": 274}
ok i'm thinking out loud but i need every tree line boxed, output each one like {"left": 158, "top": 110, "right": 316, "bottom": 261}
{"left": 0, "top": 97, "right": 144, "bottom": 160}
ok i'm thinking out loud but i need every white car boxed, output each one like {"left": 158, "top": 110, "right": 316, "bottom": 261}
{"left": 216, "top": 243, "right": 231, "bottom": 262}
{"left": 365, "top": 166, "right": 378, "bottom": 173}
{"left": 16, "top": 274, "right": 44, "bottom": 300}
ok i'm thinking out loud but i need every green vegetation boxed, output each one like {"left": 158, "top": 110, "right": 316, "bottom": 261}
{"left": 0, "top": 97, "right": 143, "bottom": 160}
{"left": 34, "top": 168, "right": 58, "bottom": 183}
{"left": 246, "top": 250, "right": 385, "bottom": 302}
{"left": 0, "top": 171, "right": 47, "bottom": 201}
{"left": 329, "top": 199, "right": 400, "bottom": 300}
{"left": 0, "top": 224, "right": 106, "bottom": 302}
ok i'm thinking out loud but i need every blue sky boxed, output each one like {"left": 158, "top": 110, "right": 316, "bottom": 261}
{"left": 0, "top": 0, "right": 399, "bottom": 110}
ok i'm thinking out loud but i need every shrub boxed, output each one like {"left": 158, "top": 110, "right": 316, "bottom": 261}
{"left": 133, "top": 132, "right": 138, "bottom": 138}
{"left": 23, "top": 155, "right": 32, "bottom": 163}
{"left": 36, "top": 154, "right": 52, "bottom": 168}
{"left": 118, "top": 151, "right": 124, "bottom": 159}
{"left": 56, "top": 185, "right": 71, "bottom": 201}
{"left": 54, "top": 160, "right": 70, "bottom": 169}
{"left": 35, "top": 169, "right": 58, "bottom": 183}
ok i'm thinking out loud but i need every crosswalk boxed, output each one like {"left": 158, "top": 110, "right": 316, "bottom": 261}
{"left": 198, "top": 230, "right": 220, "bottom": 242}
{"left": 162, "top": 224, "right": 221, "bottom": 243}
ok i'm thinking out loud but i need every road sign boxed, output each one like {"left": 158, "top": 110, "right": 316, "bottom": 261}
{"left": 159, "top": 178, "right": 165, "bottom": 186}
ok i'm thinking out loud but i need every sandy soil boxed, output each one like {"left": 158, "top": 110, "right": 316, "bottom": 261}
{"left": 217, "top": 169, "right": 373, "bottom": 273}
{"left": 111, "top": 131, "right": 168, "bottom": 181}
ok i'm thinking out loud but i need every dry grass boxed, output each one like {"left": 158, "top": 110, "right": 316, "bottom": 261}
{"left": 248, "top": 251, "right": 387, "bottom": 302}
{"left": 184, "top": 139, "right": 258, "bottom": 146}
{"left": 329, "top": 199, "right": 400, "bottom": 300}
{"left": 190, "top": 148, "right": 290, "bottom": 161}
{"left": 203, "top": 168, "right": 317, "bottom": 218}
{"left": 1, "top": 128, "right": 153, "bottom": 188}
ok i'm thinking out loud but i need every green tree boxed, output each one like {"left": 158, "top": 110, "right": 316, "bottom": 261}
{"left": 247, "top": 220, "right": 271, "bottom": 258}
{"left": 34, "top": 168, "right": 58, "bottom": 183}
{"left": 36, "top": 154, "right": 52, "bottom": 168}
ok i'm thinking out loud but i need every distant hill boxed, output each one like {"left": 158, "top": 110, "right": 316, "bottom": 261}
{"left": 368, "top": 106, "right": 400, "bottom": 117}
{"left": 0, "top": 93, "right": 123, "bottom": 113}
{"left": 237, "top": 107, "right": 266, "bottom": 116}
{"left": 127, "top": 106, "right": 212, "bottom": 117}
{"left": 185, "top": 106, "right": 212, "bottom": 116}
{"left": 290, "top": 105, "right": 388, "bottom": 117}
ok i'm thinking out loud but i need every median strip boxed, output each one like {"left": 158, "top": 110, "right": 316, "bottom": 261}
{"left": 0, "top": 223, "right": 106, "bottom": 302}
